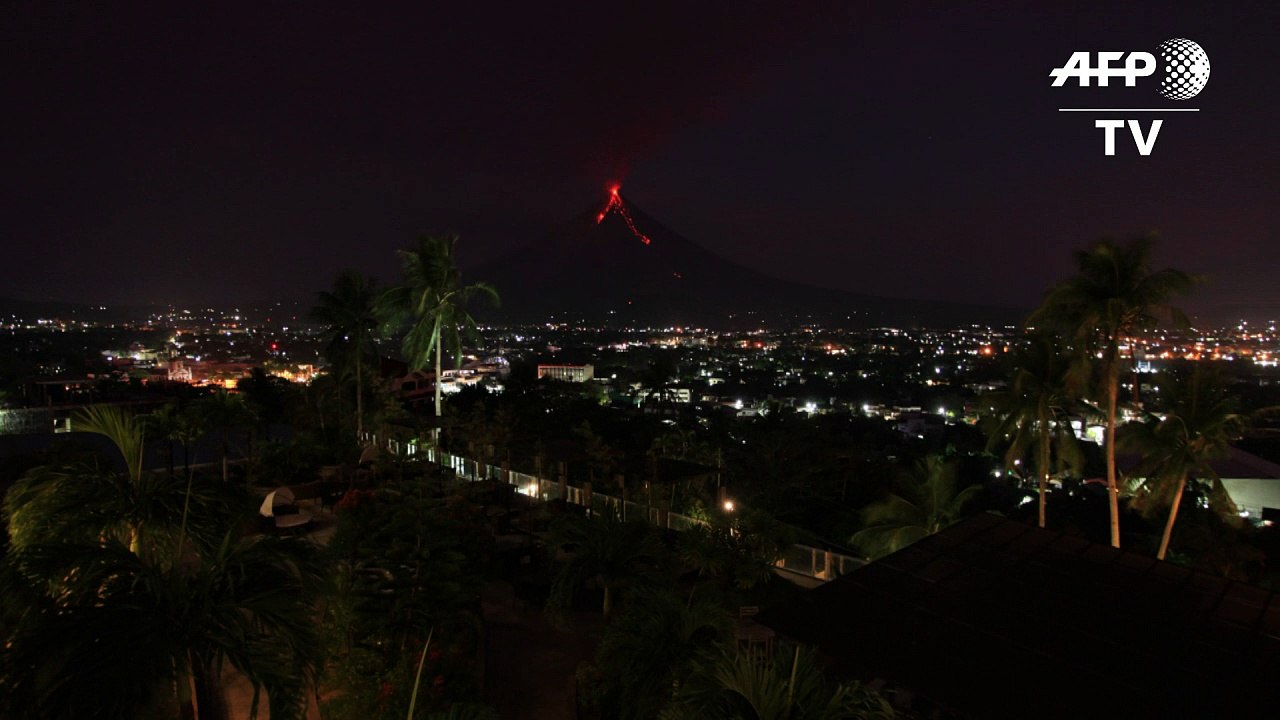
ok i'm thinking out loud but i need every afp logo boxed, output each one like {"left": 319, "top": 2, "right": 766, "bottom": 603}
{"left": 1153, "top": 39, "right": 1211, "bottom": 99}
{"left": 1051, "top": 39, "right": 1210, "bottom": 155}
{"left": 1051, "top": 39, "right": 1211, "bottom": 98}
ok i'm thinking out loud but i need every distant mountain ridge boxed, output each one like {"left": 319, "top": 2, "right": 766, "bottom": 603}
{"left": 6, "top": 190, "right": 1035, "bottom": 329}
{"left": 0, "top": 297, "right": 159, "bottom": 323}
{"left": 0, "top": 297, "right": 301, "bottom": 325}
{"left": 469, "top": 190, "right": 1021, "bottom": 328}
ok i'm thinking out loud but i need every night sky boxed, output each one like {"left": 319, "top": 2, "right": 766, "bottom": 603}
{"left": 4, "top": 2, "right": 1277, "bottom": 318}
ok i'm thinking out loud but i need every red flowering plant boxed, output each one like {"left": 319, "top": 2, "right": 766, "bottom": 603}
{"left": 334, "top": 488, "right": 375, "bottom": 513}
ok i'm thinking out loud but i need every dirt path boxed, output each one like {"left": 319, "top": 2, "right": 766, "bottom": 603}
{"left": 483, "top": 582, "right": 598, "bottom": 720}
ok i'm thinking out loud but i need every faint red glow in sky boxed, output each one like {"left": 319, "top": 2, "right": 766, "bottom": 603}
{"left": 597, "top": 185, "right": 652, "bottom": 245}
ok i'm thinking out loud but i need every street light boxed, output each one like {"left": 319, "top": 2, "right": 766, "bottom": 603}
{"left": 723, "top": 499, "right": 735, "bottom": 513}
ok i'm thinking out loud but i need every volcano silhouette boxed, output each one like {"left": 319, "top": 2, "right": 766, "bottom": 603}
{"left": 470, "top": 190, "right": 1014, "bottom": 327}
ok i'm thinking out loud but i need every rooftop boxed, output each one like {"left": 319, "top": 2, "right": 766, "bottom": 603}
{"left": 761, "top": 513, "right": 1280, "bottom": 718}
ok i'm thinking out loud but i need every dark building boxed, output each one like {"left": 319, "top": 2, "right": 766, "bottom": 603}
{"left": 761, "top": 513, "right": 1280, "bottom": 718}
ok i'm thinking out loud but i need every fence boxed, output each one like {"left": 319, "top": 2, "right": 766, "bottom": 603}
{"left": 366, "top": 437, "right": 864, "bottom": 584}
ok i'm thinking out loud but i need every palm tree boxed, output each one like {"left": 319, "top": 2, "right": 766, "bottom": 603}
{"left": 1028, "top": 236, "right": 1193, "bottom": 547}
{"left": 641, "top": 357, "right": 678, "bottom": 406}
{"left": 5, "top": 405, "right": 238, "bottom": 559}
{"left": 982, "top": 331, "right": 1084, "bottom": 527}
{"left": 851, "top": 456, "right": 982, "bottom": 559}
{"left": 677, "top": 511, "right": 791, "bottom": 596}
{"left": 1, "top": 532, "right": 323, "bottom": 720}
{"left": 3, "top": 404, "right": 320, "bottom": 719}
{"left": 145, "top": 402, "right": 185, "bottom": 478}
{"left": 1119, "top": 366, "right": 1244, "bottom": 560}
{"left": 382, "top": 235, "right": 499, "bottom": 429}
{"left": 311, "top": 269, "right": 383, "bottom": 438}
{"left": 194, "top": 389, "right": 256, "bottom": 482}
{"left": 79, "top": 403, "right": 146, "bottom": 486}
{"left": 583, "top": 588, "right": 730, "bottom": 720}
{"left": 237, "top": 366, "right": 296, "bottom": 431}
{"left": 576, "top": 420, "right": 622, "bottom": 488}
{"left": 5, "top": 458, "right": 240, "bottom": 563}
{"left": 661, "top": 646, "right": 893, "bottom": 720}
{"left": 176, "top": 403, "right": 206, "bottom": 480}
{"left": 546, "top": 512, "right": 662, "bottom": 622}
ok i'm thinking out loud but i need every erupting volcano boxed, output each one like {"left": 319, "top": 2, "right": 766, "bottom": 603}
{"left": 597, "top": 185, "right": 653, "bottom": 246}
{"left": 469, "top": 187, "right": 1014, "bottom": 327}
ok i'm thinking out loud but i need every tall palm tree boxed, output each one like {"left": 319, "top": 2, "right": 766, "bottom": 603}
{"left": 982, "top": 331, "right": 1084, "bottom": 527}
{"left": 311, "top": 269, "right": 383, "bottom": 438}
{"left": 382, "top": 235, "right": 499, "bottom": 429}
{"left": 851, "top": 456, "right": 982, "bottom": 559}
{"left": 1028, "top": 236, "right": 1193, "bottom": 548}
{"left": 1119, "top": 366, "right": 1244, "bottom": 560}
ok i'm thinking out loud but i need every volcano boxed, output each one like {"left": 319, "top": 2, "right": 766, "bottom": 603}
{"left": 469, "top": 189, "right": 1015, "bottom": 328}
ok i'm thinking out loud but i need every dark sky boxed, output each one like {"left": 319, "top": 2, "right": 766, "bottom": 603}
{"left": 3, "top": 1, "right": 1277, "bottom": 316}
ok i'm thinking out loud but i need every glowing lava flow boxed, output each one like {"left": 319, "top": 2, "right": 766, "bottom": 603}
{"left": 596, "top": 185, "right": 652, "bottom": 245}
